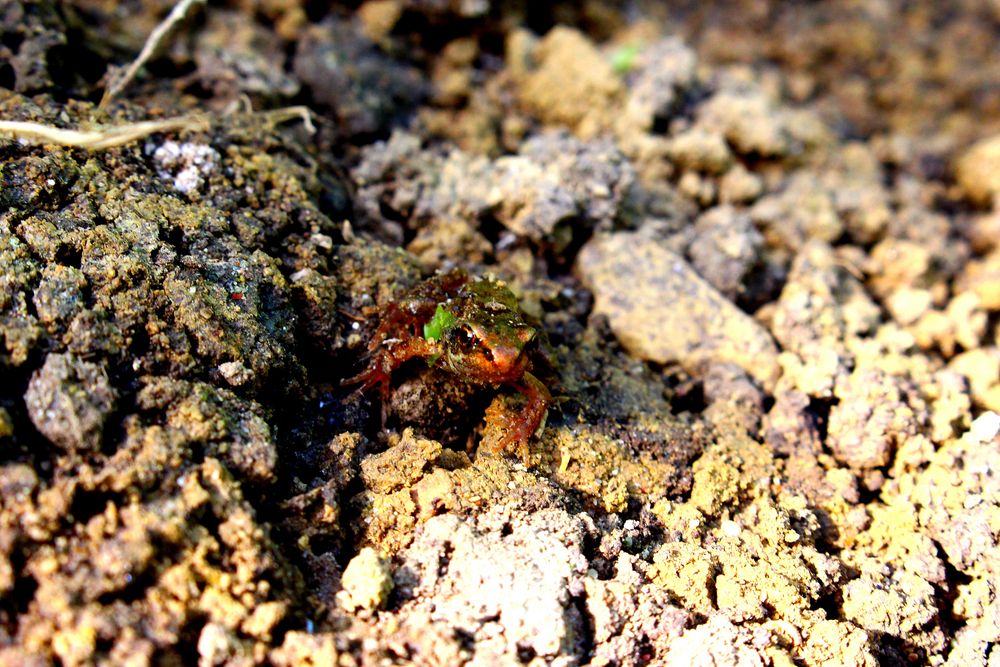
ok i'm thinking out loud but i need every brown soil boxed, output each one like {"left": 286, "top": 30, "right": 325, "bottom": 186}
{"left": 1, "top": 1, "right": 999, "bottom": 665}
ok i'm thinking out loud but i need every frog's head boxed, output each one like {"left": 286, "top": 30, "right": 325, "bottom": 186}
{"left": 441, "top": 316, "right": 537, "bottom": 384}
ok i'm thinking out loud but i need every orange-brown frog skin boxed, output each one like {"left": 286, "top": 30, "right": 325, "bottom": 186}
{"left": 346, "top": 268, "right": 551, "bottom": 463}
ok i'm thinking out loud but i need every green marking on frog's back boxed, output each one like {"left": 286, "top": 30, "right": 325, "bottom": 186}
{"left": 423, "top": 303, "right": 456, "bottom": 342}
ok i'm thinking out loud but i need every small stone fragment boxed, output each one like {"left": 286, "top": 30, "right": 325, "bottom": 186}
{"left": 799, "top": 620, "right": 877, "bottom": 667}
{"left": 270, "top": 631, "right": 339, "bottom": 667}
{"left": 240, "top": 601, "right": 288, "bottom": 641}
{"left": 688, "top": 206, "right": 763, "bottom": 301}
{"left": 957, "top": 251, "right": 1000, "bottom": 309}
{"left": 718, "top": 164, "right": 763, "bottom": 204}
{"left": 955, "top": 134, "right": 1000, "bottom": 206}
{"left": 967, "top": 411, "right": 1000, "bottom": 444}
{"left": 357, "top": 0, "right": 403, "bottom": 42}
{"left": 513, "top": 26, "right": 623, "bottom": 137}
{"left": 662, "top": 614, "right": 765, "bottom": 667}
{"left": 218, "top": 361, "right": 253, "bottom": 387}
{"left": 337, "top": 547, "right": 393, "bottom": 613}
{"left": 764, "top": 390, "right": 822, "bottom": 457}
{"left": 197, "top": 622, "right": 250, "bottom": 667}
{"left": 618, "top": 38, "right": 697, "bottom": 134}
{"left": 151, "top": 141, "right": 219, "bottom": 194}
{"left": 697, "top": 89, "right": 790, "bottom": 158}
{"left": 360, "top": 429, "right": 442, "bottom": 494}
{"left": 24, "top": 352, "right": 117, "bottom": 453}
{"left": 751, "top": 175, "right": 843, "bottom": 250}
{"left": 32, "top": 264, "right": 86, "bottom": 332}
{"left": 826, "top": 368, "right": 921, "bottom": 469}
{"left": 842, "top": 570, "right": 938, "bottom": 636}
{"left": 949, "top": 348, "right": 1000, "bottom": 410}
{"left": 668, "top": 128, "right": 733, "bottom": 175}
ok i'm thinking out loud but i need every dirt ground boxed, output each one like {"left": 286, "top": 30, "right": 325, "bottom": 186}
{"left": 1, "top": 1, "right": 999, "bottom": 665}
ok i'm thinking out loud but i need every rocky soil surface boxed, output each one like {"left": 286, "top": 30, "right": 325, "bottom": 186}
{"left": 1, "top": 1, "right": 1000, "bottom": 665}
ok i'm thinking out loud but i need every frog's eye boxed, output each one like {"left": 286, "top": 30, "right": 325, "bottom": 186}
{"left": 448, "top": 325, "right": 478, "bottom": 353}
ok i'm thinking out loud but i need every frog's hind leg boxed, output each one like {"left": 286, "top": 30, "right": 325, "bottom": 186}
{"left": 489, "top": 371, "right": 552, "bottom": 466}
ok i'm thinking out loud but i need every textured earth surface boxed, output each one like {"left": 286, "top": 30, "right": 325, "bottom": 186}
{"left": 1, "top": 1, "right": 1000, "bottom": 665}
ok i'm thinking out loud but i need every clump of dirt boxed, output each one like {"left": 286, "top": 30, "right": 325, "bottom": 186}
{"left": 2, "top": 1, "right": 1000, "bottom": 666}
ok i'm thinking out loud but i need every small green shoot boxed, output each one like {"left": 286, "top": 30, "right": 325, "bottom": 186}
{"left": 610, "top": 42, "right": 644, "bottom": 75}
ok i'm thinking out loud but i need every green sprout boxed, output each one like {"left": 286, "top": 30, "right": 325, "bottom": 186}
{"left": 610, "top": 42, "right": 644, "bottom": 75}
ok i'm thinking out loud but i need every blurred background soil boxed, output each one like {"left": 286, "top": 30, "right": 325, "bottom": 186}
{"left": 1, "top": 1, "right": 1000, "bottom": 665}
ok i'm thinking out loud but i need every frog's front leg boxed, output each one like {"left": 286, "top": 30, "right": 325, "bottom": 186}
{"left": 344, "top": 336, "right": 441, "bottom": 421}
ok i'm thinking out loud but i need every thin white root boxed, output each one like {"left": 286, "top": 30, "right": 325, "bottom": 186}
{"left": 0, "top": 106, "right": 314, "bottom": 151}
{"left": 259, "top": 106, "right": 317, "bottom": 134}
{"left": 0, "top": 116, "right": 208, "bottom": 149}
{"left": 100, "top": 0, "right": 206, "bottom": 109}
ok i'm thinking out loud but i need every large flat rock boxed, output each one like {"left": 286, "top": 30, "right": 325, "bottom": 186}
{"left": 576, "top": 233, "right": 780, "bottom": 390}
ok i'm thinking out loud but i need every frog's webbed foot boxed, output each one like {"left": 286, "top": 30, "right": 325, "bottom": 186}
{"left": 345, "top": 375, "right": 392, "bottom": 429}
{"left": 341, "top": 356, "right": 393, "bottom": 426}
{"left": 342, "top": 364, "right": 389, "bottom": 400}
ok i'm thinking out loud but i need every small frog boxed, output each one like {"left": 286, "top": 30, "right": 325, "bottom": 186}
{"left": 345, "top": 268, "right": 551, "bottom": 463}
